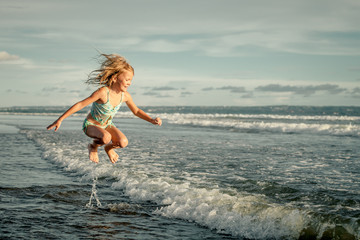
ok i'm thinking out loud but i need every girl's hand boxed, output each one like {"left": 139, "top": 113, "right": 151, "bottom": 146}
{"left": 47, "top": 120, "right": 62, "bottom": 132}
{"left": 152, "top": 117, "right": 162, "bottom": 126}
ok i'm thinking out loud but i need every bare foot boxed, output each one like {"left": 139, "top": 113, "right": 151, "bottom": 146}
{"left": 88, "top": 143, "right": 99, "bottom": 163}
{"left": 105, "top": 145, "right": 119, "bottom": 164}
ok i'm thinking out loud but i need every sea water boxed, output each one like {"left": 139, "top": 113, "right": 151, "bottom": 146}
{"left": 0, "top": 106, "right": 359, "bottom": 239}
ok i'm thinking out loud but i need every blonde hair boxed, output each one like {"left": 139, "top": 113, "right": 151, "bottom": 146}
{"left": 87, "top": 53, "right": 134, "bottom": 86}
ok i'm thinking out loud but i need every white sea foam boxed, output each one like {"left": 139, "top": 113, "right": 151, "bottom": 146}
{"left": 165, "top": 117, "right": 359, "bottom": 137}
{"left": 158, "top": 113, "right": 360, "bottom": 121}
{"left": 111, "top": 170, "right": 307, "bottom": 239}
{"left": 25, "top": 129, "right": 308, "bottom": 239}
{"left": 2, "top": 110, "right": 359, "bottom": 122}
{"left": 154, "top": 186, "right": 306, "bottom": 239}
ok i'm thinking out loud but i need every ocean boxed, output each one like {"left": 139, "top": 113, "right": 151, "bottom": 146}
{"left": 0, "top": 106, "right": 359, "bottom": 239}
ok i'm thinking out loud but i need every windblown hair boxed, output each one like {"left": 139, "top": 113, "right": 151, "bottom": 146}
{"left": 86, "top": 54, "right": 134, "bottom": 86}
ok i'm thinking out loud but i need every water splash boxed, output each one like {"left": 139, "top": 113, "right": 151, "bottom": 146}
{"left": 86, "top": 175, "right": 102, "bottom": 208}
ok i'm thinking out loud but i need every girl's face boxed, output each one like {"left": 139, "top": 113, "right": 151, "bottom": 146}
{"left": 116, "top": 70, "right": 133, "bottom": 92}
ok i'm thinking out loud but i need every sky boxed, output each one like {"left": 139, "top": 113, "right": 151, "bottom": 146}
{"left": 0, "top": 0, "right": 360, "bottom": 107}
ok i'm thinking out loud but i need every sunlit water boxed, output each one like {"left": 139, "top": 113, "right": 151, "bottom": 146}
{"left": 1, "top": 106, "right": 359, "bottom": 239}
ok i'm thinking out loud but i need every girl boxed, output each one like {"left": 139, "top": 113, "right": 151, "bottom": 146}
{"left": 47, "top": 54, "right": 162, "bottom": 164}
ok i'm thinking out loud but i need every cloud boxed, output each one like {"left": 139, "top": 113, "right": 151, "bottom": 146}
{"left": 0, "top": 51, "right": 31, "bottom": 66}
{"left": 42, "top": 87, "right": 67, "bottom": 92}
{"left": 180, "top": 91, "right": 192, "bottom": 97}
{"left": 350, "top": 87, "right": 360, "bottom": 98}
{"left": 202, "top": 87, "right": 214, "bottom": 91}
{"left": 0, "top": 51, "right": 20, "bottom": 61}
{"left": 202, "top": 86, "right": 247, "bottom": 93}
{"left": 144, "top": 86, "right": 190, "bottom": 98}
{"left": 143, "top": 92, "right": 158, "bottom": 96}
{"left": 99, "top": 0, "right": 360, "bottom": 56}
{"left": 4, "top": 1, "right": 359, "bottom": 57}
{"left": 40, "top": 86, "right": 83, "bottom": 98}
{"left": 0, "top": 50, "right": 84, "bottom": 73}
{"left": 143, "top": 86, "right": 179, "bottom": 98}
{"left": 255, "top": 84, "right": 347, "bottom": 96}
{"left": 1, "top": 1, "right": 360, "bottom": 107}
{"left": 6, "top": 88, "right": 28, "bottom": 94}
{"left": 143, "top": 91, "right": 171, "bottom": 98}
{"left": 201, "top": 85, "right": 253, "bottom": 99}
{"left": 241, "top": 92, "right": 254, "bottom": 98}
{"left": 217, "top": 86, "right": 247, "bottom": 93}
{"left": 152, "top": 87, "right": 177, "bottom": 91}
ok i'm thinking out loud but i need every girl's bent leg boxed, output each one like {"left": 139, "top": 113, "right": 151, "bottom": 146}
{"left": 85, "top": 125, "right": 112, "bottom": 163}
{"left": 104, "top": 126, "right": 128, "bottom": 163}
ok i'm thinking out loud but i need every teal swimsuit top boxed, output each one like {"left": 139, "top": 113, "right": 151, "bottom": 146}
{"left": 90, "top": 87, "right": 124, "bottom": 125}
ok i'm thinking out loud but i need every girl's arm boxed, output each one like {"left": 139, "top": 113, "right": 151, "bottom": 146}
{"left": 125, "top": 92, "right": 162, "bottom": 126}
{"left": 47, "top": 88, "right": 105, "bottom": 131}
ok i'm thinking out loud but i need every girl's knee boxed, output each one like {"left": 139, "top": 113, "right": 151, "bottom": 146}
{"left": 101, "top": 133, "right": 112, "bottom": 145}
{"left": 120, "top": 138, "right": 128, "bottom": 148}
{"left": 115, "top": 137, "right": 128, "bottom": 148}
